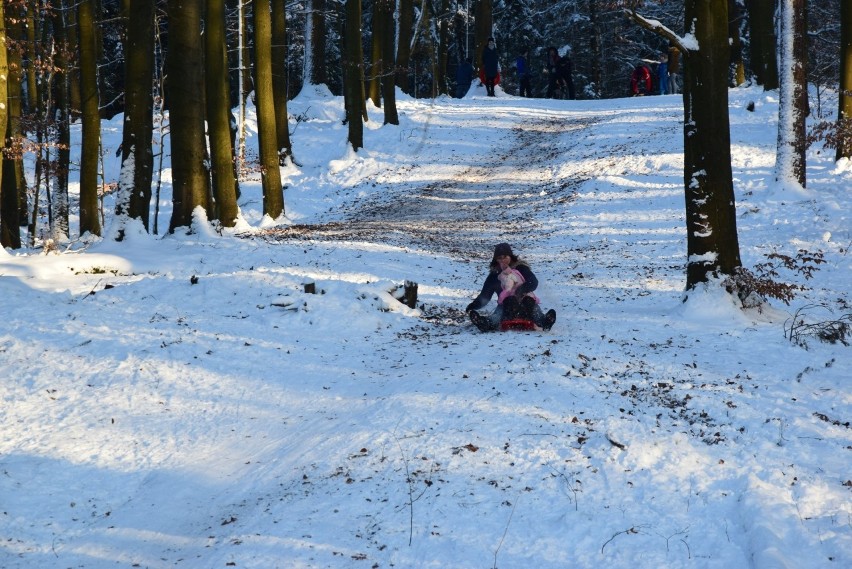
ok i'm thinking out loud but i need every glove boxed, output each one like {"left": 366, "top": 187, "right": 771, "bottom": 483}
{"left": 465, "top": 302, "right": 477, "bottom": 313}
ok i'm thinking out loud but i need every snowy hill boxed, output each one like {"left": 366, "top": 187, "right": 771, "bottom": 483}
{"left": 0, "top": 84, "right": 849, "bottom": 568}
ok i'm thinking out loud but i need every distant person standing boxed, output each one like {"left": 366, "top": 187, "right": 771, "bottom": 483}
{"left": 482, "top": 37, "right": 499, "bottom": 97}
{"left": 545, "top": 46, "right": 560, "bottom": 98}
{"left": 456, "top": 58, "right": 474, "bottom": 98}
{"left": 556, "top": 52, "right": 576, "bottom": 99}
{"left": 516, "top": 50, "right": 531, "bottom": 97}
{"left": 667, "top": 44, "right": 681, "bottom": 94}
{"left": 630, "top": 62, "right": 652, "bottom": 96}
{"left": 658, "top": 53, "right": 669, "bottom": 95}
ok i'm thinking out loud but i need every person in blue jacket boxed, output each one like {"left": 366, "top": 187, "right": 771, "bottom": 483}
{"left": 658, "top": 53, "right": 669, "bottom": 95}
{"left": 466, "top": 243, "right": 557, "bottom": 332}
{"left": 456, "top": 58, "right": 474, "bottom": 98}
{"left": 516, "top": 49, "right": 531, "bottom": 97}
{"left": 482, "top": 37, "right": 499, "bottom": 97}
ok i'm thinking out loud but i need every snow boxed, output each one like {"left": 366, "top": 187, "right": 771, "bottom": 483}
{"left": 1, "top": 82, "right": 850, "bottom": 569}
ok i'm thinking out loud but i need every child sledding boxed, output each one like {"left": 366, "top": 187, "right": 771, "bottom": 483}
{"left": 465, "top": 243, "right": 556, "bottom": 332}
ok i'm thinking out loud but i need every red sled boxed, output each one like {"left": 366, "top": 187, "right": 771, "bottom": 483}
{"left": 479, "top": 69, "right": 501, "bottom": 85}
{"left": 500, "top": 318, "right": 537, "bottom": 332}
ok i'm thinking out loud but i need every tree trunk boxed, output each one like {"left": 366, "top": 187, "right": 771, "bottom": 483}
{"left": 271, "top": 0, "right": 293, "bottom": 161}
{"left": 343, "top": 0, "right": 364, "bottom": 150}
{"left": 368, "top": 0, "right": 384, "bottom": 107}
{"left": 254, "top": 0, "right": 285, "bottom": 218}
{"left": 683, "top": 0, "right": 742, "bottom": 289}
{"left": 839, "top": 0, "right": 852, "bottom": 161}
{"left": 2, "top": 3, "right": 25, "bottom": 248}
{"left": 437, "top": 0, "right": 450, "bottom": 96}
{"left": 379, "top": 0, "right": 398, "bottom": 125}
{"left": 474, "top": 0, "right": 493, "bottom": 75}
{"left": 775, "top": 0, "right": 807, "bottom": 188}
{"left": 117, "top": 0, "right": 155, "bottom": 235}
{"left": 396, "top": 0, "right": 413, "bottom": 94}
{"left": 729, "top": 0, "right": 746, "bottom": 86}
{"left": 206, "top": 0, "right": 239, "bottom": 227}
{"left": 167, "top": 0, "right": 210, "bottom": 232}
{"left": 52, "top": 1, "right": 71, "bottom": 240}
{"left": 78, "top": 0, "right": 101, "bottom": 237}
{"left": 746, "top": 0, "right": 778, "bottom": 90}
{"left": 308, "top": 0, "right": 327, "bottom": 86}
{"left": 0, "top": 0, "right": 8, "bottom": 246}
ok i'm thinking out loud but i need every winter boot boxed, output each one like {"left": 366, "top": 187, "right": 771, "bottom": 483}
{"left": 542, "top": 309, "right": 556, "bottom": 331}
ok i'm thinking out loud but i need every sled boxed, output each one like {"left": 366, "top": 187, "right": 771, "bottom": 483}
{"left": 499, "top": 318, "right": 538, "bottom": 332}
{"left": 478, "top": 69, "right": 501, "bottom": 85}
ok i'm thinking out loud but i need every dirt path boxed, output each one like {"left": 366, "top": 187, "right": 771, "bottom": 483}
{"left": 261, "top": 113, "right": 597, "bottom": 262}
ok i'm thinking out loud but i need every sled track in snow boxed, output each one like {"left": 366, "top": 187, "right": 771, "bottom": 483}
{"left": 259, "top": 114, "right": 598, "bottom": 260}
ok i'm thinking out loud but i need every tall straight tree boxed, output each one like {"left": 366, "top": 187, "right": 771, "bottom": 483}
{"left": 1, "top": 1, "right": 24, "bottom": 248}
{"left": 379, "top": 0, "right": 398, "bottom": 124}
{"left": 681, "top": 0, "right": 742, "bottom": 289}
{"left": 254, "top": 0, "right": 285, "bottom": 218}
{"left": 775, "top": 0, "right": 807, "bottom": 188}
{"left": 437, "top": 0, "right": 451, "bottom": 96}
{"left": 396, "top": 0, "right": 414, "bottom": 94}
{"left": 368, "top": 0, "right": 385, "bottom": 107}
{"left": 115, "top": 0, "right": 155, "bottom": 237}
{"left": 206, "top": 0, "right": 240, "bottom": 227}
{"left": 167, "top": 0, "right": 210, "bottom": 232}
{"left": 343, "top": 0, "right": 364, "bottom": 150}
{"left": 78, "top": 0, "right": 101, "bottom": 237}
{"left": 474, "top": 0, "right": 493, "bottom": 75}
{"left": 837, "top": 0, "right": 852, "bottom": 161}
{"left": 0, "top": 0, "right": 8, "bottom": 246}
{"left": 628, "top": 3, "right": 742, "bottom": 291}
{"left": 307, "top": 0, "right": 327, "bottom": 86}
{"left": 746, "top": 0, "right": 779, "bottom": 89}
{"left": 271, "top": 0, "right": 293, "bottom": 162}
{"left": 51, "top": 0, "right": 71, "bottom": 240}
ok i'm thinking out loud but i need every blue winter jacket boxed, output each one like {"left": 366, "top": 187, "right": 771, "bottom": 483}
{"left": 468, "top": 262, "right": 538, "bottom": 311}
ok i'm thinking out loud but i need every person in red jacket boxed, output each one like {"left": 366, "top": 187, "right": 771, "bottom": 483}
{"left": 630, "top": 62, "right": 652, "bottom": 96}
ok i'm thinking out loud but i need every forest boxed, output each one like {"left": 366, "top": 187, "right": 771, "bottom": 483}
{"left": 0, "top": 1, "right": 847, "bottom": 263}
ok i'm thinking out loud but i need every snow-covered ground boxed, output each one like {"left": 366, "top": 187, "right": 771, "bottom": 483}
{"left": 1, "top": 82, "right": 850, "bottom": 568}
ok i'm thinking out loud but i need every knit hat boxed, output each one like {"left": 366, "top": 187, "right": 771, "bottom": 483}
{"left": 493, "top": 243, "right": 513, "bottom": 258}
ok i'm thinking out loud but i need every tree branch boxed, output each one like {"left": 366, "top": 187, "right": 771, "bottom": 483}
{"left": 624, "top": 9, "right": 690, "bottom": 56}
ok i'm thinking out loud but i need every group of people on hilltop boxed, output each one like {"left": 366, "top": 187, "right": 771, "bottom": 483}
{"left": 631, "top": 44, "right": 681, "bottom": 96}
{"left": 455, "top": 39, "right": 576, "bottom": 100}
{"left": 456, "top": 38, "right": 683, "bottom": 100}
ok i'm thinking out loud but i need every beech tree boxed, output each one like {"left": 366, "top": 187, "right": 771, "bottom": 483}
{"left": 78, "top": 0, "right": 101, "bottom": 237}
{"left": 746, "top": 0, "right": 779, "bottom": 89}
{"left": 343, "top": 0, "right": 364, "bottom": 150}
{"left": 0, "top": 0, "right": 8, "bottom": 245}
{"left": 206, "top": 0, "right": 240, "bottom": 227}
{"left": 1, "top": 0, "right": 23, "bottom": 249}
{"left": 114, "top": 0, "right": 155, "bottom": 238}
{"left": 254, "top": 0, "right": 286, "bottom": 218}
{"left": 378, "top": 0, "right": 398, "bottom": 125}
{"left": 775, "top": 0, "right": 808, "bottom": 188}
{"left": 838, "top": 0, "right": 852, "bottom": 161}
{"left": 629, "top": 2, "right": 742, "bottom": 292}
{"left": 167, "top": 0, "right": 210, "bottom": 232}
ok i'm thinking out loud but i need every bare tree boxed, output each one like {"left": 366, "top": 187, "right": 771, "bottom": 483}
{"left": 838, "top": 0, "right": 852, "bottom": 161}
{"left": 775, "top": 0, "right": 807, "bottom": 188}
{"left": 167, "top": 0, "right": 210, "bottom": 232}
{"left": 746, "top": 0, "right": 779, "bottom": 89}
{"left": 343, "top": 0, "right": 365, "bottom": 150}
{"left": 254, "top": 0, "right": 286, "bottom": 218}
{"left": 628, "top": 2, "right": 742, "bottom": 291}
{"left": 78, "top": 0, "right": 101, "bottom": 237}
{"left": 206, "top": 0, "right": 240, "bottom": 227}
